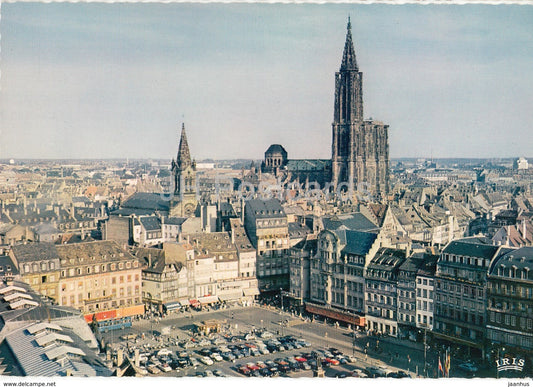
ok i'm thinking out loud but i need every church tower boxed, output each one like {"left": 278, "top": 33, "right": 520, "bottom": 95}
{"left": 170, "top": 123, "right": 198, "bottom": 217}
{"left": 331, "top": 18, "right": 389, "bottom": 198}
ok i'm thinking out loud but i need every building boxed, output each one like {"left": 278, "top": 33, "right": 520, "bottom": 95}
{"left": 185, "top": 228, "right": 259, "bottom": 303}
{"left": 397, "top": 254, "right": 425, "bottom": 340}
{"left": 308, "top": 229, "right": 381, "bottom": 326}
{"left": 288, "top": 238, "right": 315, "bottom": 308}
{"left": 415, "top": 253, "right": 439, "bottom": 332}
{"left": 331, "top": 18, "right": 389, "bottom": 197}
{"left": 10, "top": 243, "right": 62, "bottom": 302}
{"left": 55, "top": 241, "right": 144, "bottom": 319}
{"left": 364, "top": 248, "right": 406, "bottom": 337}
{"left": 170, "top": 123, "right": 198, "bottom": 217}
{"left": 487, "top": 246, "right": 533, "bottom": 369}
{"left": 244, "top": 199, "right": 290, "bottom": 292}
{"left": 135, "top": 245, "right": 189, "bottom": 312}
{"left": 433, "top": 238, "right": 499, "bottom": 358}
{"left": 262, "top": 144, "right": 288, "bottom": 175}
{"left": 11, "top": 241, "right": 144, "bottom": 322}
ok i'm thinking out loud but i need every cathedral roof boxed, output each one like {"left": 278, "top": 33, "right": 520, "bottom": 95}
{"left": 340, "top": 17, "right": 358, "bottom": 71}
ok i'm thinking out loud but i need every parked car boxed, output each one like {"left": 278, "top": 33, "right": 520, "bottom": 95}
{"left": 158, "top": 363, "right": 172, "bottom": 372}
{"left": 200, "top": 356, "right": 214, "bottom": 365}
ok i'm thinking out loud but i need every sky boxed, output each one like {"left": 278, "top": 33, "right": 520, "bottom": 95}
{"left": 1, "top": 3, "right": 532, "bottom": 161}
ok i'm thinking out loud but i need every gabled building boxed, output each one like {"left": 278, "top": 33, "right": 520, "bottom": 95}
{"left": 364, "top": 248, "right": 406, "bottom": 337}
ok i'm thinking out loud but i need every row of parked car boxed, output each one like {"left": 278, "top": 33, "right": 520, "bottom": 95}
{"left": 235, "top": 348, "right": 359, "bottom": 377}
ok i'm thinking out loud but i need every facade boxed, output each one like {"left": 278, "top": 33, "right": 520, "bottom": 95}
{"left": 55, "top": 241, "right": 144, "bottom": 318}
{"left": 309, "top": 229, "right": 381, "bottom": 325}
{"left": 170, "top": 123, "right": 198, "bottom": 217}
{"left": 487, "top": 247, "right": 533, "bottom": 364}
{"left": 12, "top": 241, "right": 144, "bottom": 320}
{"left": 262, "top": 144, "right": 288, "bottom": 174}
{"left": 364, "top": 248, "right": 406, "bottom": 337}
{"left": 331, "top": 19, "right": 389, "bottom": 197}
{"left": 10, "top": 243, "right": 62, "bottom": 302}
{"left": 415, "top": 253, "right": 439, "bottom": 332}
{"left": 288, "top": 238, "right": 315, "bottom": 305}
{"left": 433, "top": 238, "right": 499, "bottom": 357}
{"left": 397, "top": 255, "right": 424, "bottom": 339}
{"left": 244, "top": 199, "right": 290, "bottom": 292}
{"left": 135, "top": 245, "right": 190, "bottom": 311}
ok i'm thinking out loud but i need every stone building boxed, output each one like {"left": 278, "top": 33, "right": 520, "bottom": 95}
{"left": 487, "top": 246, "right": 533, "bottom": 366}
{"left": 309, "top": 229, "right": 382, "bottom": 326}
{"left": 54, "top": 241, "right": 144, "bottom": 319}
{"left": 364, "top": 248, "right": 406, "bottom": 336}
{"left": 10, "top": 243, "right": 61, "bottom": 302}
{"left": 244, "top": 198, "right": 290, "bottom": 292}
{"left": 262, "top": 144, "right": 288, "bottom": 175}
{"left": 415, "top": 253, "right": 439, "bottom": 332}
{"left": 397, "top": 254, "right": 425, "bottom": 340}
{"left": 134, "top": 245, "right": 190, "bottom": 312}
{"left": 433, "top": 238, "right": 499, "bottom": 358}
{"left": 331, "top": 18, "right": 389, "bottom": 198}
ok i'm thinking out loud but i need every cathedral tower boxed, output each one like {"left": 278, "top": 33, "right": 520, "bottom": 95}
{"left": 331, "top": 18, "right": 389, "bottom": 198}
{"left": 170, "top": 123, "right": 197, "bottom": 217}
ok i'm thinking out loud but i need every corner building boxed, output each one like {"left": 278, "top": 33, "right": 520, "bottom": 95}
{"left": 331, "top": 19, "right": 389, "bottom": 197}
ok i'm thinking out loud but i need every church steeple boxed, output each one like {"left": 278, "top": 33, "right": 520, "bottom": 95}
{"left": 340, "top": 16, "right": 358, "bottom": 71}
{"left": 176, "top": 123, "right": 192, "bottom": 170}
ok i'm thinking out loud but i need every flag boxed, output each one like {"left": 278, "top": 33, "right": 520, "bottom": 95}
{"left": 445, "top": 351, "right": 451, "bottom": 377}
{"left": 438, "top": 357, "right": 444, "bottom": 377}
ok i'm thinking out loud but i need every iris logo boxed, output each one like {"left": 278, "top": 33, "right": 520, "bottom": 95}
{"left": 495, "top": 356, "right": 525, "bottom": 372}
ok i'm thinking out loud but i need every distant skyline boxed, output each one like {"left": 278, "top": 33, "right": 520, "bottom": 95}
{"left": 1, "top": 3, "right": 532, "bottom": 161}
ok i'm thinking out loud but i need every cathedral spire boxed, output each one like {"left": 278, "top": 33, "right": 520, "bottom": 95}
{"left": 340, "top": 16, "right": 358, "bottom": 71}
{"left": 176, "top": 123, "right": 191, "bottom": 169}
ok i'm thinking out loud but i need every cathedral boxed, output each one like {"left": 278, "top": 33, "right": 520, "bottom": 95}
{"left": 170, "top": 123, "right": 198, "bottom": 217}
{"left": 260, "top": 18, "right": 390, "bottom": 199}
{"left": 331, "top": 18, "right": 390, "bottom": 197}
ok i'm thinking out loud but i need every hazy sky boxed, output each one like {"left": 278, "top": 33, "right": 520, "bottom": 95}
{"left": 1, "top": 3, "right": 532, "bottom": 160}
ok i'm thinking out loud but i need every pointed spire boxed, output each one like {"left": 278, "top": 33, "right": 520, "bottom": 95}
{"left": 176, "top": 123, "right": 192, "bottom": 169}
{"left": 340, "top": 16, "right": 358, "bottom": 71}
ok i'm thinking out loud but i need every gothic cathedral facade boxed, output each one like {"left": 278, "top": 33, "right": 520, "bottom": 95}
{"left": 170, "top": 123, "right": 198, "bottom": 217}
{"left": 331, "top": 18, "right": 389, "bottom": 198}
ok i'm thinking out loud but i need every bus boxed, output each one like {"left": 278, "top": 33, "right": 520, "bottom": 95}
{"left": 96, "top": 316, "right": 132, "bottom": 333}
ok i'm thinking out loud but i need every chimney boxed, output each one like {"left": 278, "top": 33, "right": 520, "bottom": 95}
{"left": 148, "top": 253, "right": 152, "bottom": 268}
{"left": 231, "top": 228, "right": 235, "bottom": 244}
{"left": 66, "top": 369, "right": 72, "bottom": 376}
{"left": 522, "top": 218, "right": 527, "bottom": 238}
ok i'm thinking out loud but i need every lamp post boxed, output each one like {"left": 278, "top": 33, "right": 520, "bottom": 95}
{"left": 423, "top": 328, "right": 427, "bottom": 377}
{"left": 325, "top": 332, "right": 328, "bottom": 349}
{"left": 261, "top": 319, "right": 263, "bottom": 330}
{"left": 280, "top": 288, "right": 283, "bottom": 312}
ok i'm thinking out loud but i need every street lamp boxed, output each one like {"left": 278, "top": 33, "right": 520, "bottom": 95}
{"left": 325, "top": 332, "right": 328, "bottom": 349}
{"left": 280, "top": 288, "right": 283, "bottom": 312}
{"left": 261, "top": 319, "right": 263, "bottom": 330}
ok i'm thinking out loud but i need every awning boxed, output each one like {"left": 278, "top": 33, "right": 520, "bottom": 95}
{"left": 179, "top": 299, "right": 191, "bottom": 306}
{"left": 243, "top": 288, "right": 260, "bottom": 297}
{"left": 218, "top": 290, "right": 243, "bottom": 302}
{"left": 163, "top": 301, "right": 182, "bottom": 311}
{"left": 197, "top": 295, "right": 219, "bottom": 304}
{"left": 189, "top": 299, "right": 200, "bottom": 307}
